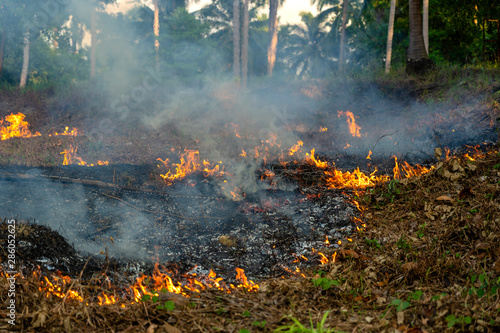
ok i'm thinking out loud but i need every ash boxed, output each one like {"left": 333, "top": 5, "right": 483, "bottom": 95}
{"left": 0, "top": 164, "right": 357, "bottom": 280}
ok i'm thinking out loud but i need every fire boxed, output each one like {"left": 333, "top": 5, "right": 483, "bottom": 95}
{"left": 39, "top": 274, "right": 83, "bottom": 302}
{"left": 338, "top": 111, "right": 362, "bottom": 137}
{"left": 392, "top": 156, "right": 432, "bottom": 180}
{"left": 325, "top": 167, "right": 389, "bottom": 189}
{"left": 49, "top": 126, "right": 82, "bottom": 136}
{"left": 306, "top": 148, "right": 328, "bottom": 168}
{"left": 235, "top": 268, "right": 259, "bottom": 291}
{"left": 366, "top": 150, "right": 372, "bottom": 160}
{"left": 0, "top": 112, "right": 41, "bottom": 140}
{"left": 319, "top": 127, "right": 328, "bottom": 132}
{"left": 60, "top": 144, "right": 109, "bottom": 166}
{"left": 288, "top": 140, "right": 303, "bottom": 156}
{"left": 157, "top": 149, "right": 224, "bottom": 184}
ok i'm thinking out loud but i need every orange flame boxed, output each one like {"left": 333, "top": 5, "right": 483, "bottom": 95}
{"left": 0, "top": 112, "right": 41, "bottom": 140}
{"left": 158, "top": 149, "right": 224, "bottom": 184}
{"left": 60, "top": 144, "right": 109, "bottom": 167}
{"left": 288, "top": 140, "right": 303, "bottom": 156}
{"left": 392, "top": 156, "right": 432, "bottom": 180}
{"left": 235, "top": 268, "right": 259, "bottom": 291}
{"left": 49, "top": 126, "right": 82, "bottom": 137}
{"left": 338, "top": 111, "right": 361, "bottom": 137}
{"left": 325, "top": 167, "right": 389, "bottom": 189}
{"left": 306, "top": 148, "right": 328, "bottom": 168}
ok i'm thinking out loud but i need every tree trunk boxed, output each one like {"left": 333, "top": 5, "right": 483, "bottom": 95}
{"left": 154, "top": 0, "right": 160, "bottom": 70}
{"left": 20, "top": 30, "right": 29, "bottom": 88}
{"left": 267, "top": 0, "right": 278, "bottom": 76}
{"left": 0, "top": 29, "right": 5, "bottom": 79}
{"left": 385, "top": 0, "right": 396, "bottom": 73}
{"left": 90, "top": 7, "right": 96, "bottom": 79}
{"left": 233, "top": 0, "right": 240, "bottom": 81}
{"left": 339, "top": 0, "right": 348, "bottom": 73}
{"left": 407, "top": 0, "right": 432, "bottom": 75}
{"left": 241, "top": 0, "right": 249, "bottom": 88}
{"left": 423, "top": 0, "right": 428, "bottom": 55}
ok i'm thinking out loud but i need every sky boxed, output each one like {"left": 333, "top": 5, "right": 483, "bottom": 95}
{"left": 107, "top": 0, "right": 318, "bottom": 25}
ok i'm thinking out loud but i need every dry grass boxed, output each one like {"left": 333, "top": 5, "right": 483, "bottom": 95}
{"left": 2, "top": 147, "right": 500, "bottom": 332}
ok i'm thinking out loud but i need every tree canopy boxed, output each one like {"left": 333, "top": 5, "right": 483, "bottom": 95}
{"left": 0, "top": 0, "right": 498, "bottom": 88}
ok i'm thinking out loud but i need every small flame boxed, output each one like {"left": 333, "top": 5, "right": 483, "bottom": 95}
{"left": 60, "top": 144, "right": 109, "bottom": 167}
{"left": 306, "top": 148, "right": 328, "bottom": 168}
{"left": 288, "top": 140, "right": 303, "bottom": 156}
{"left": 338, "top": 111, "right": 361, "bottom": 137}
{"left": 235, "top": 268, "right": 259, "bottom": 291}
{"left": 392, "top": 156, "right": 432, "bottom": 180}
{"left": 319, "top": 127, "right": 328, "bottom": 132}
{"left": 366, "top": 150, "right": 372, "bottom": 160}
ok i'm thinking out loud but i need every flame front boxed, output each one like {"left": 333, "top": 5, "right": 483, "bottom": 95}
{"left": 0, "top": 113, "right": 41, "bottom": 140}
{"left": 60, "top": 144, "right": 109, "bottom": 166}
{"left": 158, "top": 149, "right": 224, "bottom": 184}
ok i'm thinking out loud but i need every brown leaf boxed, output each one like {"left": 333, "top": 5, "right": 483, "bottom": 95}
{"left": 31, "top": 311, "right": 48, "bottom": 328}
{"left": 163, "top": 323, "right": 182, "bottom": 333}
{"left": 376, "top": 279, "right": 388, "bottom": 287}
{"left": 436, "top": 195, "right": 453, "bottom": 202}
{"left": 401, "top": 262, "right": 418, "bottom": 273}
{"left": 340, "top": 250, "right": 360, "bottom": 258}
{"left": 146, "top": 324, "right": 158, "bottom": 333}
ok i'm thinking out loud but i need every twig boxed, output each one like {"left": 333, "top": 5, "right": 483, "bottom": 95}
{"left": 371, "top": 131, "right": 398, "bottom": 151}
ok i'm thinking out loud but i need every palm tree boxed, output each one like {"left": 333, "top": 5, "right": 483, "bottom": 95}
{"left": 233, "top": 0, "right": 240, "bottom": 80}
{"left": 423, "top": 0, "right": 428, "bottom": 54}
{"left": 385, "top": 0, "right": 396, "bottom": 73}
{"left": 338, "top": 0, "right": 348, "bottom": 73}
{"left": 241, "top": 0, "right": 250, "bottom": 87}
{"left": 266, "top": 0, "right": 279, "bottom": 76}
{"left": 407, "top": 0, "right": 432, "bottom": 74}
{"left": 281, "top": 10, "right": 335, "bottom": 78}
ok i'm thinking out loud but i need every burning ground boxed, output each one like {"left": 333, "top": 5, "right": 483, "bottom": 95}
{"left": 1, "top": 71, "right": 500, "bottom": 332}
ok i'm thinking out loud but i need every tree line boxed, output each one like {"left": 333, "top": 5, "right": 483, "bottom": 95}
{"left": 0, "top": 0, "right": 498, "bottom": 89}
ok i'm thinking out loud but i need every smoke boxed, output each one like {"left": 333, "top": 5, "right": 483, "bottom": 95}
{"left": 0, "top": 173, "right": 157, "bottom": 260}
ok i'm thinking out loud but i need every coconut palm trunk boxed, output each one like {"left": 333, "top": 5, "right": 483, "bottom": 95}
{"left": 385, "top": 0, "right": 396, "bottom": 73}
{"left": 0, "top": 29, "right": 4, "bottom": 78}
{"left": 20, "top": 30, "right": 29, "bottom": 87}
{"left": 233, "top": 0, "right": 240, "bottom": 81}
{"left": 241, "top": 0, "right": 249, "bottom": 88}
{"left": 407, "top": 0, "right": 432, "bottom": 74}
{"left": 267, "top": 0, "right": 278, "bottom": 76}
{"left": 90, "top": 7, "right": 96, "bottom": 79}
{"left": 339, "top": 0, "right": 348, "bottom": 73}
{"left": 154, "top": 0, "right": 160, "bottom": 70}
{"left": 423, "top": 0, "right": 428, "bottom": 55}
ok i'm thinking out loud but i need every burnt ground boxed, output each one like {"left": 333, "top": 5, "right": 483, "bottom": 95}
{"left": 0, "top": 161, "right": 357, "bottom": 281}
{"left": 1, "top": 70, "right": 500, "bottom": 332}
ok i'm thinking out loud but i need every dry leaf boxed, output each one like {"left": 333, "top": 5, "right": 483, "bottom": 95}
{"left": 163, "top": 323, "right": 182, "bottom": 333}
{"left": 436, "top": 195, "right": 453, "bottom": 202}
{"left": 63, "top": 316, "right": 71, "bottom": 331}
{"left": 146, "top": 324, "right": 158, "bottom": 333}
{"left": 401, "top": 262, "right": 418, "bottom": 273}
{"left": 32, "top": 311, "right": 48, "bottom": 328}
{"left": 450, "top": 158, "right": 464, "bottom": 172}
{"left": 397, "top": 311, "right": 405, "bottom": 325}
{"left": 434, "top": 147, "right": 443, "bottom": 160}
{"left": 340, "top": 250, "right": 360, "bottom": 258}
{"left": 219, "top": 235, "right": 238, "bottom": 247}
